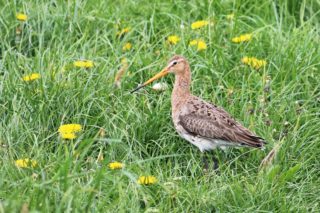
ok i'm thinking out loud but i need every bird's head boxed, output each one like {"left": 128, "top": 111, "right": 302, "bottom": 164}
{"left": 131, "top": 55, "right": 188, "bottom": 93}
{"left": 166, "top": 55, "right": 188, "bottom": 74}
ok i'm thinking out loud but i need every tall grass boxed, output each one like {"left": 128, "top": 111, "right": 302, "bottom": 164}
{"left": 0, "top": 0, "right": 319, "bottom": 212}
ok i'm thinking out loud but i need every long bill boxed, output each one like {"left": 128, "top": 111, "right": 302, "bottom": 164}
{"left": 131, "top": 68, "right": 169, "bottom": 93}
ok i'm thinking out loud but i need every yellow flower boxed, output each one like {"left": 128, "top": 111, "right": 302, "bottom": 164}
{"left": 16, "top": 13, "right": 28, "bottom": 21}
{"left": 122, "top": 42, "right": 132, "bottom": 51}
{"left": 58, "top": 124, "right": 82, "bottom": 139}
{"left": 108, "top": 161, "right": 124, "bottom": 170}
{"left": 189, "top": 39, "right": 207, "bottom": 51}
{"left": 191, "top": 20, "right": 209, "bottom": 29}
{"left": 241, "top": 57, "right": 267, "bottom": 69}
{"left": 232, "top": 33, "right": 252, "bottom": 43}
{"left": 137, "top": 176, "right": 157, "bottom": 185}
{"left": 73, "top": 60, "right": 94, "bottom": 68}
{"left": 60, "top": 133, "right": 77, "bottom": 139}
{"left": 226, "top": 13, "right": 235, "bottom": 20}
{"left": 167, "top": 35, "right": 180, "bottom": 45}
{"left": 22, "top": 73, "right": 41, "bottom": 82}
{"left": 15, "top": 158, "right": 37, "bottom": 168}
{"left": 117, "top": 27, "right": 130, "bottom": 37}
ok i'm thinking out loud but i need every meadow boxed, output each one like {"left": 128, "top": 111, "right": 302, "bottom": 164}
{"left": 0, "top": 0, "right": 320, "bottom": 212}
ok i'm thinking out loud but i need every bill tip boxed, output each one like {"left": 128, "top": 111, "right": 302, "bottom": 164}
{"left": 130, "top": 84, "right": 144, "bottom": 93}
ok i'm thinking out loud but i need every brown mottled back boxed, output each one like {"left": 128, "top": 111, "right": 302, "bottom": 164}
{"left": 178, "top": 95, "right": 266, "bottom": 148}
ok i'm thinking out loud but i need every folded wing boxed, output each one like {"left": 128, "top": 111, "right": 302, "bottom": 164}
{"left": 178, "top": 97, "right": 266, "bottom": 148}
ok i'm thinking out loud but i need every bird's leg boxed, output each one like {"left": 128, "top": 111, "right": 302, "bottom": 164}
{"left": 202, "top": 152, "right": 209, "bottom": 172}
{"left": 201, "top": 152, "right": 219, "bottom": 172}
{"left": 212, "top": 154, "right": 219, "bottom": 171}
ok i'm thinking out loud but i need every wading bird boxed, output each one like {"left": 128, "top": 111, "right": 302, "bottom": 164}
{"left": 132, "top": 56, "right": 266, "bottom": 161}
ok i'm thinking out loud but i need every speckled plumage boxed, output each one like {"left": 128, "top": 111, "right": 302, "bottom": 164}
{"left": 133, "top": 55, "right": 266, "bottom": 152}
{"left": 170, "top": 56, "right": 266, "bottom": 152}
{"left": 173, "top": 95, "right": 266, "bottom": 151}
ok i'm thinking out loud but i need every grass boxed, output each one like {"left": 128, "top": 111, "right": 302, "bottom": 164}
{"left": 0, "top": 0, "right": 319, "bottom": 212}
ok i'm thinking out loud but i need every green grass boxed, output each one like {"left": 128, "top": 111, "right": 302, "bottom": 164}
{"left": 1, "top": 0, "right": 320, "bottom": 212}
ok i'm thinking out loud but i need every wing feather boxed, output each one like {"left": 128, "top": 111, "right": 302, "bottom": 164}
{"left": 178, "top": 96, "right": 266, "bottom": 148}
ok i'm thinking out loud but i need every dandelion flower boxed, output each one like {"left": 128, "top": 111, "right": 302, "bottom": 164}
{"left": 73, "top": 60, "right": 94, "bottom": 68}
{"left": 15, "top": 158, "right": 37, "bottom": 168}
{"left": 137, "top": 175, "right": 157, "bottom": 185}
{"left": 16, "top": 13, "right": 28, "bottom": 21}
{"left": 122, "top": 42, "right": 132, "bottom": 51}
{"left": 189, "top": 39, "right": 207, "bottom": 51}
{"left": 59, "top": 124, "right": 82, "bottom": 132}
{"left": 58, "top": 124, "right": 82, "bottom": 139}
{"left": 117, "top": 27, "right": 130, "bottom": 37}
{"left": 241, "top": 57, "right": 267, "bottom": 69}
{"left": 232, "top": 33, "right": 252, "bottom": 43}
{"left": 61, "top": 133, "right": 77, "bottom": 139}
{"left": 197, "top": 41, "right": 207, "bottom": 50}
{"left": 226, "top": 13, "right": 235, "bottom": 21}
{"left": 108, "top": 161, "right": 124, "bottom": 170}
{"left": 22, "top": 73, "right": 41, "bottom": 82}
{"left": 167, "top": 35, "right": 180, "bottom": 45}
{"left": 191, "top": 20, "right": 209, "bottom": 29}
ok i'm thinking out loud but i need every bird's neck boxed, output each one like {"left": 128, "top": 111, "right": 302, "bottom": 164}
{"left": 172, "top": 67, "right": 191, "bottom": 111}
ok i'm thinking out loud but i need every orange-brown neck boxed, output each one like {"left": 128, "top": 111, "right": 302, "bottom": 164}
{"left": 172, "top": 64, "right": 191, "bottom": 113}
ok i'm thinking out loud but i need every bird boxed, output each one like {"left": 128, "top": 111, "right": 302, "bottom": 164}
{"left": 131, "top": 55, "right": 266, "bottom": 153}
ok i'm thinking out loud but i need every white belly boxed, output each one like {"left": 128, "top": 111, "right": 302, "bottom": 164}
{"left": 178, "top": 131, "right": 232, "bottom": 152}
{"left": 180, "top": 132, "right": 216, "bottom": 151}
{"left": 173, "top": 110, "right": 234, "bottom": 152}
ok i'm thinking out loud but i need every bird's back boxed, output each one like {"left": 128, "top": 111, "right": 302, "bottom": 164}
{"left": 173, "top": 95, "right": 266, "bottom": 149}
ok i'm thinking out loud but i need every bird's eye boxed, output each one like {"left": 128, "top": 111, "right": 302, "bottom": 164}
{"left": 172, "top": 61, "right": 178, "bottom": 66}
